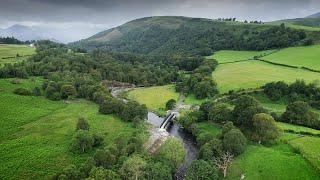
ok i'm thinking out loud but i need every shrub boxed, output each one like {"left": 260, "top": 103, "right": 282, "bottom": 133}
{"left": 60, "top": 84, "right": 77, "bottom": 99}
{"left": 92, "top": 134, "right": 104, "bottom": 147}
{"left": 186, "top": 160, "right": 218, "bottom": 180}
{"left": 223, "top": 129, "right": 247, "bottom": 156}
{"left": 76, "top": 117, "right": 90, "bottom": 131}
{"left": 71, "top": 130, "right": 94, "bottom": 153}
{"left": 120, "top": 155, "right": 147, "bottom": 180}
{"left": 13, "top": 88, "right": 32, "bottom": 96}
{"left": 89, "top": 167, "right": 120, "bottom": 180}
{"left": 33, "top": 87, "right": 41, "bottom": 96}
{"left": 199, "top": 138, "right": 222, "bottom": 161}
{"left": 166, "top": 99, "right": 176, "bottom": 110}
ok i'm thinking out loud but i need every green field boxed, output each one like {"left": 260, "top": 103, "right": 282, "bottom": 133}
{"left": 213, "top": 61, "right": 320, "bottom": 93}
{"left": 184, "top": 94, "right": 206, "bottom": 105}
{"left": 0, "top": 78, "right": 135, "bottom": 179}
{"left": 197, "top": 122, "right": 221, "bottom": 136}
{"left": 0, "top": 44, "right": 35, "bottom": 66}
{"left": 277, "top": 122, "right": 320, "bottom": 135}
{"left": 227, "top": 144, "right": 319, "bottom": 180}
{"left": 288, "top": 136, "right": 320, "bottom": 172}
{"left": 261, "top": 45, "right": 320, "bottom": 71}
{"left": 127, "top": 85, "right": 179, "bottom": 113}
{"left": 207, "top": 50, "right": 276, "bottom": 64}
{"left": 268, "top": 21, "right": 320, "bottom": 31}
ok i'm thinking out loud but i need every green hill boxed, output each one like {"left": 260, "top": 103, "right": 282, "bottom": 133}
{"left": 72, "top": 16, "right": 317, "bottom": 56}
{"left": 269, "top": 18, "right": 320, "bottom": 31}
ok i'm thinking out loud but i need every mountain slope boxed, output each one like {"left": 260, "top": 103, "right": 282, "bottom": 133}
{"left": 72, "top": 16, "right": 316, "bottom": 56}
{"left": 306, "top": 12, "right": 320, "bottom": 18}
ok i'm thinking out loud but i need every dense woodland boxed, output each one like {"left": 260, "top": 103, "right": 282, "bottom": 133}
{"left": 0, "top": 36, "right": 33, "bottom": 44}
{"left": 73, "top": 17, "right": 317, "bottom": 56}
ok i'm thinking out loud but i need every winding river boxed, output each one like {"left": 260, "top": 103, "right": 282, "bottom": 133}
{"left": 112, "top": 88, "right": 199, "bottom": 179}
{"left": 148, "top": 112, "right": 199, "bottom": 179}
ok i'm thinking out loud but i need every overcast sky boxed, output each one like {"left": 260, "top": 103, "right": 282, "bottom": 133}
{"left": 0, "top": 0, "right": 319, "bottom": 42}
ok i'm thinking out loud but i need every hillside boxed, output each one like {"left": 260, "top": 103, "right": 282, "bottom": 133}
{"left": 306, "top": 12, "right": 320, "bottom": 18}
{"left": 269, "top": 18, "right": 320, "bottom": 31}
{"left": 71, "top": 16, "right": 316, "bottom": 56}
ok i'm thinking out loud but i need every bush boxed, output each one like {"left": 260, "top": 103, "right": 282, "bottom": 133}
{"left": 223, "top": 128, "right": 247, "bottom": 156}
{"left": 93, "top": 148, "right": 117, "bottom": 168}
{"left": 13, "top": 88, "right": 33, "bottom": 96}
{"left": 89, "top": 167, "right": 120, "bottom": 180}
{"left": 166, "top": 99, "right": 176, "bottom": 110}
{"left": 33, "top": 87, "right": 41, "bottom": 96}
{"left": 76, "top": 117, "right": 90, "bottom": 131}
{"left": 71, "top": 130, "right": 94, "bottom": 153}
{"left": 93, "top": 134, "right": 104, "bottom": 147}
{"left": 60, "top": 84, "right": 77, "bottom": 99}
{"left": 145, "top": 162, "right": 172, "bottom": 180}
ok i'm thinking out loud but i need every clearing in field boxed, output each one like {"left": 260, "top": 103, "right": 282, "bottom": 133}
{"left": 226, "top": 144, "right": 319, "bottom": 180}
{"left": 261, "top": 45, "right": 320, "bottom": 71}
{"left": 0, "top": 44, "right": 35, "bottom": 66}
{"left": 127, "top": 85, "right": 179, "bottom": 113}
{"left": 213, "top": 61, "right": 320, "bottom": 93}
{"left": 0, "top": 78, "right": 135, "bottom": 180}
{"left": 207, "top": 50, "right": 276, "bottom": 64}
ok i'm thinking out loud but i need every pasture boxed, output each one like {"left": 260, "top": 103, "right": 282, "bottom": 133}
{"left": 0, "top": 44, "right": 35, "bottom": 66}
{"left": 0, "top": 78, "right": 135, "bottom": 180}
{"left": 288, "top": 136, "right": 320, "bottom": 172}
{"left": 213, "top": 61, "right": 320, "bottom": 93}
{"left": 227, "top": 144, "right": 319, "bottom": 180}
{"left": 207, "top": 50, "right": 276, "bottom": 64}
{"left": 127, "top": 85, "right": 179, "bottom": 113}
{"left": 262, "top": 45, "right": 320, "bottom": 71}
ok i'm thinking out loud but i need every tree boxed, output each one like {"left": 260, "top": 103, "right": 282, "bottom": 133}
{"left": 60, "top": 84, "right": 77, "bottom": 99}
{"left": 89, "top": 167, "right": 120, "bottom": 180}
{"left": 145, "top": 162, "right": 172, "bottom": 180}
{"left": 199, "top": 138, "right": 222, "bottom": 161}
{"left": 166, "top": 99, "right": 176, "bottom": 110}
{"left": 232, "top": 95, "right": 266, "bottom": 129}
{"left": 282, "top": 101, "right": 320, "bottom": 129}
{"left": 213, "top": 151, "right": 234, "bottom": 178}
{"left": 208, "top": 103, "right": 232, "bottom": 123}
{"left": 71, "top": 130, "right": 94, "bottom": 153}
{"left": 76, "top": 117, "right": 89, "bottom": 131}
{"left": 93, "top": 148, "right": 117, "bottom": 168}
{"left": 92, "top": 134, "right": 104, "bottom": 147}
{"left": 120, "top": 155, "right": 147, "bottom": 180}
{"left": 186, "top": 160, "right": 218, "bottom": 180}
{"left": 222, "top": 129, "right": 246, "bottom": 156}
{"left": 252, "top": 113, "right": 281, "bottom": 143}
{"left": 155, "top": 137, "right": 186, "bottom": 169}
{"left": 194, "top": 78, "right": 218, "bottom": 99}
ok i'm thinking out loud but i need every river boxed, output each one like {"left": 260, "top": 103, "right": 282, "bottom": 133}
{"left": 147, "top": 112, "right": 199, "bottom": 180}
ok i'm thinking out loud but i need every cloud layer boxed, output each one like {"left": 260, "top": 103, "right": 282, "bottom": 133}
{"left": 0, "top": 0, "right": 319, "bottom": 42}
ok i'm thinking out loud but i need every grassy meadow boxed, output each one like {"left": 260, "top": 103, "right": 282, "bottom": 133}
{"left": 226, "top": 144, "right": 319, "bottom": 180}
{"left": 207, "top": 50, "right": 276, "bottom": 64}
{"left": 127, "top": 85, "right": 179, "bottom": 113}
{"left": 0, "top": 78, "right": 135, "bottom": 179}
{"left": 213, "top": 61, "right": 320, "bottom": 93}
{"left": 0, "top": 44, "right": 35, "bottom": 66}
{"left": 261, "top": 45, "right": 320, "bottom": 71}
{"left": 288, "top": 136, "right": 320, "bottom": 172}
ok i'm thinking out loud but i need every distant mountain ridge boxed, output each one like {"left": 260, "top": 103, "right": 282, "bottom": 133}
{"left": 306, "top": 12, "right": 320, "bottom": 18}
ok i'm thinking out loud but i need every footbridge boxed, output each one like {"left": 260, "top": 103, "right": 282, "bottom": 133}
{"left": 160, "top": 112, "right": 177, "bottom": 130}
